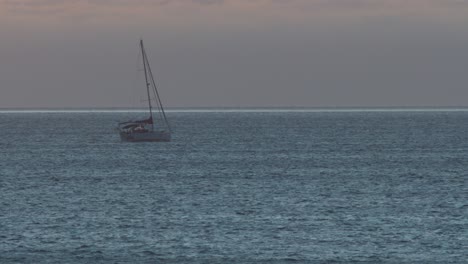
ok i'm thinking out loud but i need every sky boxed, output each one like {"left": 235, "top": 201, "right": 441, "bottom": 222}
{"left": 1, "top": 0, "right": 468, "bottom": 108}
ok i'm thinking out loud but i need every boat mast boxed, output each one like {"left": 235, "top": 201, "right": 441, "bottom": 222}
{"left": 140, "top": 39, "right": 154, "bottom": 130}
{"left": 143, "top": 48, "right": 171, "bottom": 132}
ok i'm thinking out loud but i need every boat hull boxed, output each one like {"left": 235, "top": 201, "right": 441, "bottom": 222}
{"left": 119, "top": 130, "right": 171, "bottom": 142}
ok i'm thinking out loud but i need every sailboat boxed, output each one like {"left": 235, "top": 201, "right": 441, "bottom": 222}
{"left": 117, "top": 39, "right": 171, "bottom": 142}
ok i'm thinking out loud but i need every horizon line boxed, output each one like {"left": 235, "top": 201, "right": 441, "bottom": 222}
{"left": 1, "top": 106, "right": 468, "bottom": 113}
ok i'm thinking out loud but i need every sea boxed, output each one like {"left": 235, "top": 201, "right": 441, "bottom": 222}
{"left": 0, "top": 109, "right": 467, "bottom": 263}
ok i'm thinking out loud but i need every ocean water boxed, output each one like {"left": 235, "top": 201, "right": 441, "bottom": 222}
{"left": 0, "top": 110, "right": 467, "bottom": 263}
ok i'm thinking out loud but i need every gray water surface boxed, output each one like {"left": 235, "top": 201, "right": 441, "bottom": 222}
{"left": 1, "top": 111, "right": 467, "bottom": 263}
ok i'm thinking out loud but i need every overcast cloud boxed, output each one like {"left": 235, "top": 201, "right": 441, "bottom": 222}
{"left": 1, "top": 0, "right": 468, "bottom": 108}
